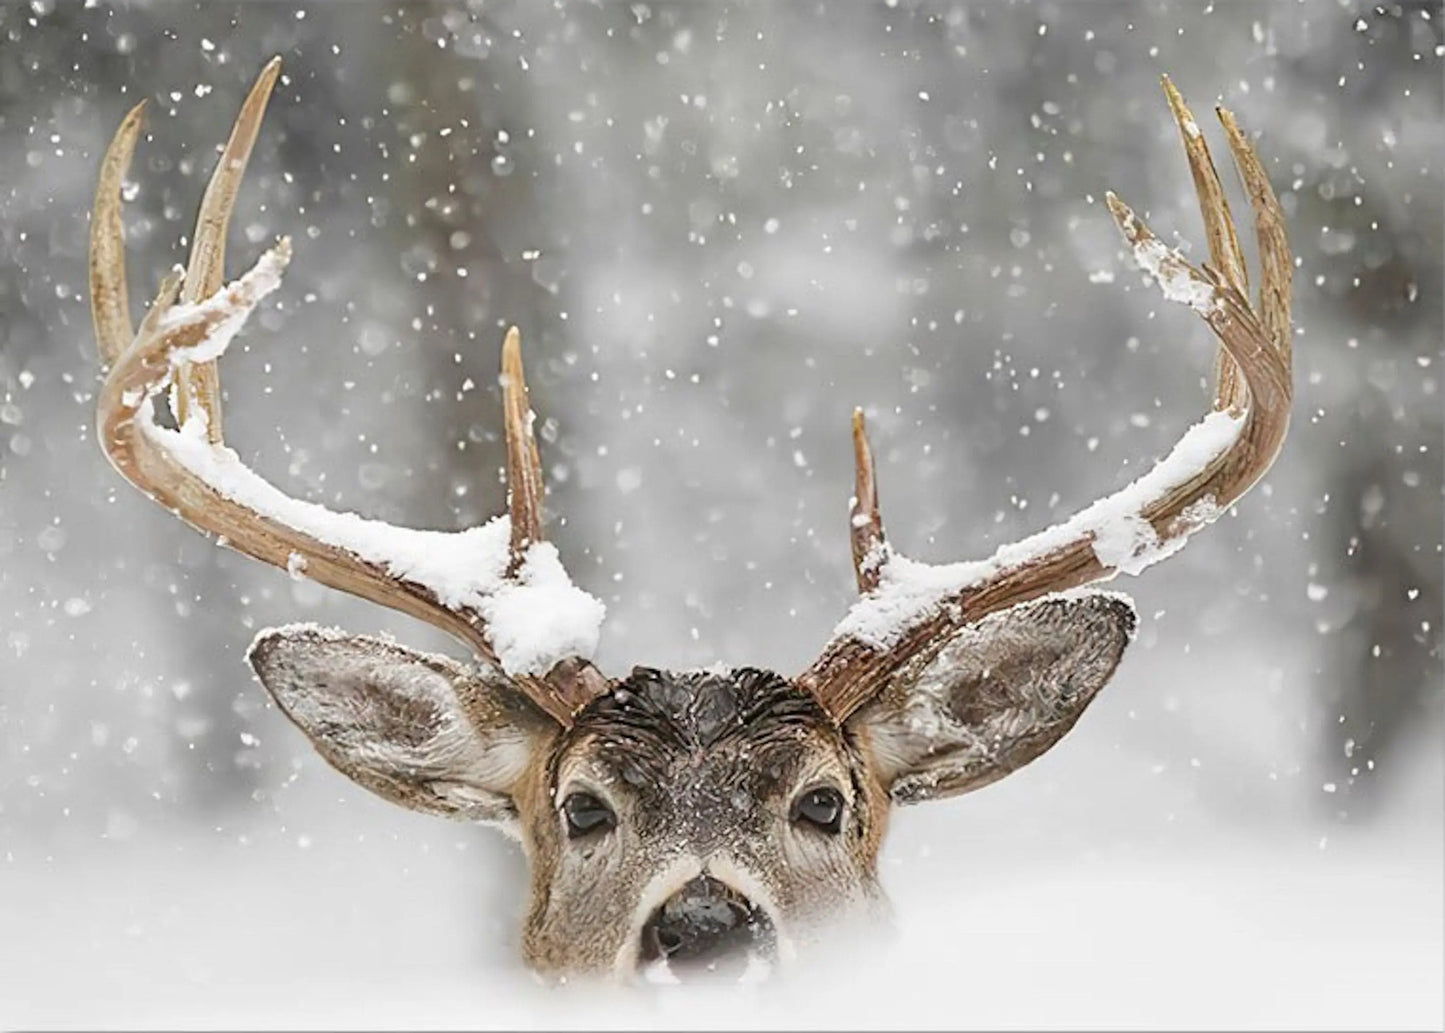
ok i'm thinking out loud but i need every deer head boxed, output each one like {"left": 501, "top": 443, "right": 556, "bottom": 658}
{"left": 90, "top": 59, "right": 1292, "bottom": 980}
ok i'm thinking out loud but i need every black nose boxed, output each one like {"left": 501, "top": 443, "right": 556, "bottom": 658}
{"left": 639, "top": 875, "right": 775, "bottom": 976}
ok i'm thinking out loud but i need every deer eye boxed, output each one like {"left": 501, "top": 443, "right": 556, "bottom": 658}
{"left": 562, "top": 791, "right": 615, "bottom": 838}
{"left": 791, "top": 786, "right": 844, "bottom": 834}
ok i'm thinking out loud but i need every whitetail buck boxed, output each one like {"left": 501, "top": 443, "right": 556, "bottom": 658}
{"left": 90, "top": 58, "right": 1292, "bottom": 980}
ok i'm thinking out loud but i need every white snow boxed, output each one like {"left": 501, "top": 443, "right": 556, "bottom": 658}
{"left": 1128, "top": 235, "right": 1221, "bottom": 314}
{"left": 833, "top": 409, "right": 1243, "bottom": 649}
{"left": 641, "top": 957, "right": 681, "bottom": 985}
{"left": 159, "top": 242, "right": 291, "bottom": 365}
{"left": 1088, "top": 510, "right": 1160, "bottom": 575}
{"left": 135, "top": 246, "right": 605, "bottom": 678}
{"left": 476, "top": 542, "right": 609, "bottom": 673}
{"left": 1108, "top": 193, "right": 1222, "bottom": 315}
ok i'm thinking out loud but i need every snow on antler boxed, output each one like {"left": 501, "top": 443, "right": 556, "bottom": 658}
{"left": 133, "top": 252, "right": 605, "bottom": 679}
{"left": 832, "top": 410, "right": 1242, "bottom": 650}
{"left": 803, "top": 76, "right": 1292, "bottom": 723}
{"left": 92, "top": 57, "right": 612, "bottom": 723}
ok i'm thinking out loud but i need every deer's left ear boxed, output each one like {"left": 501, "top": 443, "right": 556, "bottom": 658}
{"left": 847, "top": 593, "right": 1136, "bottom": 804}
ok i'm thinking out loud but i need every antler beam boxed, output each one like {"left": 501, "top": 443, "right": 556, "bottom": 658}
{"left": 802, "top": 77, "right": 1293, "bottom": 723}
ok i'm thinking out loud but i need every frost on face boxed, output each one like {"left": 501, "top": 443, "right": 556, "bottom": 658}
{"left": 833, "top": 410, "right": 1243, "bottom": 649}
{"left": 136, "top": 253, "right": 605, "bottom": 679}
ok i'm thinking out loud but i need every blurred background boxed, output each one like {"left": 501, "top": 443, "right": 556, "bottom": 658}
{"left": 1, "top": 1, "right": 1440, "bottom": 1028}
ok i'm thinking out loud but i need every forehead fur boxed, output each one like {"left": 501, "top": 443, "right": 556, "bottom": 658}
{"left": 561, "top": 667, "right": 838, "bottom": 791}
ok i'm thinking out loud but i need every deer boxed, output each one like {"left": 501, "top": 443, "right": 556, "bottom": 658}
{"left": 89, "top": 57, "right": 1292, "bottom": 981}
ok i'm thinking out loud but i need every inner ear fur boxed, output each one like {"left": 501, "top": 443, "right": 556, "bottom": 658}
{"left": 247, "top": 624, "right": 555, "bottom": 827}
{"left": 850, "top": 593, "right": 1136, "bottom": 804}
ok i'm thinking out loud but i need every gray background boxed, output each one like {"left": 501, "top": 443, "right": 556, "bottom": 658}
{"left": 1, "top": 1, "right": 1440, "bottom": 1027}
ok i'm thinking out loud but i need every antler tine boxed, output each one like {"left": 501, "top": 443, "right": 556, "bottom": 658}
{"left": 90, "top": 98, "right": 147, "bottom": 367}
{"left": 1218, "top": 105, "right": 1293, "bottom": 369}
{"left": 800, "top": 80, "right": 1293, "bottom": 723}
{"left": 502, "top": 326, "right": 546, "bottom": 573}
{"left": 850, "top": 409, "right": 886, "bottom": 594}
{"left": 174, "top": 55, "right": 281, "bottom": 441}
{"left": 1161, "top": 75, "right": 1249, "bottom": 414}
{"left": 91, "top": 59, "right": 608, "bottom": 729}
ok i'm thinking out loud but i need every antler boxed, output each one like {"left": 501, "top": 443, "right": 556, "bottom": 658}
{"left": 90, "top": 58, "right": 607, "bottom": 726}
{"left": 801, "top": 77, "right": 1293, "bottom": 723}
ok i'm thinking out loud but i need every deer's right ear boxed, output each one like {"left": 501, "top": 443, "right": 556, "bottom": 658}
{"left": 247, "top": 625, "right": 554, "bottom": 830}
{"left": 848, "top": 593, "right": 1136, "bottom": 804}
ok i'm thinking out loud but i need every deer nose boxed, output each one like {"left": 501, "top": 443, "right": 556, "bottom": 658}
{"left": 638, "top": 874, "right": 775, "bottom": 978}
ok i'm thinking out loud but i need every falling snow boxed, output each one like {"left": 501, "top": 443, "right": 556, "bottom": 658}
{"left": 0, "top": 1, "right": 1439, "bottom": 1029}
